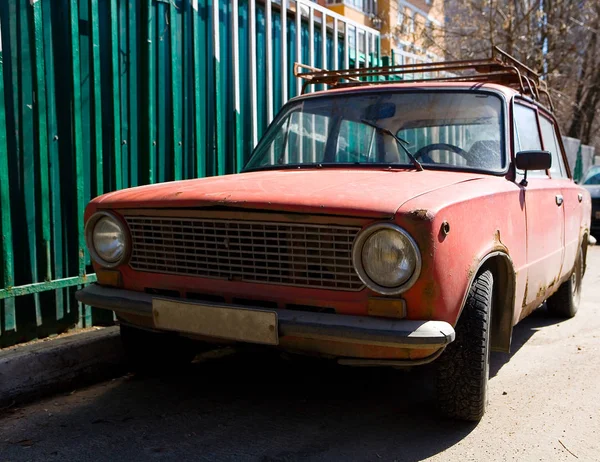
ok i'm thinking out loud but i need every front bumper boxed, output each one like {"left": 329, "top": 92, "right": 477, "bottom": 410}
{"left": 76, "top": 284, "right": 455, "bottom": 350}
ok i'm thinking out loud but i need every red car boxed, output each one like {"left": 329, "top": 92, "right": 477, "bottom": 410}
{"left": 76, "top": 52, "right": 591, "bottom": 421}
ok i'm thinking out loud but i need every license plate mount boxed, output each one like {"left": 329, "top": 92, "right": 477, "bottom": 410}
{"left": 152, "top": 299, "right": 279, "bottom": 345}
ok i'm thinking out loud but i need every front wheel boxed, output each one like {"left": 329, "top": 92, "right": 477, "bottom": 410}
{"left": 436, "top": 270, "right": 493, "bottom": 421}
{"left": 546, "top": 246, "right": 584, "bottom": 318}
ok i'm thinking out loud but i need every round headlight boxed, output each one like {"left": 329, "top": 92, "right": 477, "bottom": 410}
{"left": 86, "top": 212, "right": 129, "bottom": 267}
{"left": 353, "top": 223, "right": 421, "bottom": 295}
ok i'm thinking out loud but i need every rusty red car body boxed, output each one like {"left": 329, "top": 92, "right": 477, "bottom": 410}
{"left": 77, "top": 78, "right": 591, "bottom": 420}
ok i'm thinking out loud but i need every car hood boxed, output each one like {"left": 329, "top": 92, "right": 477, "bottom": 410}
{"left": 583, "top": 184, "right": 600, "bottom": 199}
{"left": 92, "top": 169, "right": 486, "bottom": 218}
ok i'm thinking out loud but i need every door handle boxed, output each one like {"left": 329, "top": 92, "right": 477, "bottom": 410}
{"left": 578, "top": 193, "right": 583, "bottom": 203}
{"left": 556, "top": 195, "right": 564, "bottom": 206}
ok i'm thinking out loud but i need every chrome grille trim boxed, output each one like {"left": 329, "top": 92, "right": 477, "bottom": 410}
{"left": 125, "top": 216, "right": 364, "bottom": 291}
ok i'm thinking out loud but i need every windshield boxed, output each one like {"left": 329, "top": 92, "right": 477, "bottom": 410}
{"left": 245, "top": 91, "right": 505, "bottom": 172}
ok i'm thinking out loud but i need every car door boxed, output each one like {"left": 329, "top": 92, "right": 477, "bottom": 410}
{"left": 514, "top": 102, "right": 565, "bottom": 312}
{"left": 538, "top": 113, "right": 582, "bottom": 281}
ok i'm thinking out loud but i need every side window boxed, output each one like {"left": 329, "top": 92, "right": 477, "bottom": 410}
{"left": 514, "top": 104, "right": 542, "bottom": 151}
{"left": 514, "top": 104, "right": 546, "bottom": 178}
{"left": 539, "top": 116, "right": 567, "bottom": 178}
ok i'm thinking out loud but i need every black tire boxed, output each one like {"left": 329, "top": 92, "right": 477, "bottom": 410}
{"left": 546, "top": 246, "right": 583, "bottom": 318}
{"left": 436, "top": 270, "right": 493, "bottom": 421}
{"left": 120, "top": 324, "right": 197, "bottom": 373}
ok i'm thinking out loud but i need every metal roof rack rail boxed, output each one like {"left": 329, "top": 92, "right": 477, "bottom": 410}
{"left": 294, "top": 47, "right": 554, "bottom": 112}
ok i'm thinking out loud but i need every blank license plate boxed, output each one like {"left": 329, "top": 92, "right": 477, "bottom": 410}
{"left": 152, "top": 298, "right": 279, "bottom": 345}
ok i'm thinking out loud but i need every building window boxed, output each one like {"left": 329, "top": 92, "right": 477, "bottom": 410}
{"left": 327, "top": 0, "right": 377, "bottom": 16}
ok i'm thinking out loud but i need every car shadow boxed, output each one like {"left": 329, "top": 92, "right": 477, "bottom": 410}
{"left": 489, "top": 304, "right": 564, "bottom": 378}
{"left": 17, "top": 348, "right": 479, "bottom": 462}
{"left": 3, "top": 311, "right": 563, "bottom": 461}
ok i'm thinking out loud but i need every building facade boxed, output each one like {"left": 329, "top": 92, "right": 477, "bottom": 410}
{"left": 322, "top": 0, "right": 445, "bottom": 64}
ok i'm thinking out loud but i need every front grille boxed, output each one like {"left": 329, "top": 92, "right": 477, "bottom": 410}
{"left": 125, "top": 216, "right": 364, "bottom": 291}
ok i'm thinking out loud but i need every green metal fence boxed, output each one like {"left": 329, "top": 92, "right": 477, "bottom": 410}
{"left": 0, "top": 0, "right": 380, "bottom": 347}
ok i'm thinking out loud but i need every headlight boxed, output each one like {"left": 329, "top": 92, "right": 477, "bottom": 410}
{"left": 352, "top": 223, "right": 421, "bottom": 295}
{"left": 85, "top": 212, "right": 130, "bottom": 267}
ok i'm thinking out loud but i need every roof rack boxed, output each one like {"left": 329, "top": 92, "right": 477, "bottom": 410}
{"left": 294, "top": 47, "right": 554, "bottom": 112}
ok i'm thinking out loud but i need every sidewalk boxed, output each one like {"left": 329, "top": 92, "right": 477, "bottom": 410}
{"left": 0, "top": 326, "right": 126, "bottom": 407}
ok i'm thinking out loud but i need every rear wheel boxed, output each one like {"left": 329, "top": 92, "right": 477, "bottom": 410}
{"left": 436, "top": 270, "right": 493, "bottom": 421}
{"left": 546, "top": 246, "right": 583, "bottom": 318}
{"left": 120, "top": 324, "right": 197, "bottom": 373}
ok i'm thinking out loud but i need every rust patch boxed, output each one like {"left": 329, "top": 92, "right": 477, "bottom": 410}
{"left": 174, "top": 191, "right": 184, "bottom": 196}
{"left": 492, "top": 229, "right": 509, "bottom": 254}
{"left": 408, "top": 209, "right": 434, "bottom": 222}
{"left": 536, "top": 284, "right": 546, "bottom": 299}
{"left": 521, "top": 279, "right": 529, "bottom": 308}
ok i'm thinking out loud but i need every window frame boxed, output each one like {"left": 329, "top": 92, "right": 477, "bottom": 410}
{"left": 511, "top": 96, "right": 572, "bottom": 181}
{"left": 244, "top": 88, "right": 511, "bottom": 176}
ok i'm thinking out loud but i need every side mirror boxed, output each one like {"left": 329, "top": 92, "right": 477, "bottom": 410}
{"left": 515, "top": 150, "right": 552, "bottom": 171}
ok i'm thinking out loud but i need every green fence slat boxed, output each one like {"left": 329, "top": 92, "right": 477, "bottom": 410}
{"left": 128, "top": 0, "right": 139, "bottom": 186}
{"left": 69, "top": 0, "right": 90, "bottom": 327}
{"left": 192, "top": 1, "right": 205, "bottom": 178}
{"left": 212, "top": 0, "right": 224, "bottom": 176}
{"left": 146, "top": 0, "right": 156, "bottom": 184}
{"left": 0, "top": 50, "right": 16, "bottom": 332}
{"left": 31, "top": 0, "right": 51, "bottom": 284}
{"left": 231, "top": 0, "right": 243, "bottom": 172}
{"left": 170, "top": 1, "right": 182, "bottom": 180}
{"left": 41, "top": 0, "right": 65, "bottom": 322}
{"left": 110, "top": 0, "right": 122, "bottom": 190}
{"left": 18, "top": 0, "right": 42, "bottom": 326}
{"left": 89, "top": 0, "right": 103, "bottom": 196}
{"left": 156, "top": 1, "right": 167, "bottom": 182}
{"left": 119, "top": 0, "right": 129, "bottom": 188}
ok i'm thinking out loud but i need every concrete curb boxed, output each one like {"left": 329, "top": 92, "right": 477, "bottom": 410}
{"left": 0, "top": 326, "right": 126, "bottom": 407}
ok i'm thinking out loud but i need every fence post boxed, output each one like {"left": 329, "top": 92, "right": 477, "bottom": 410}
{"left": 0, "top": 48, "right": 16, "bottom": 333}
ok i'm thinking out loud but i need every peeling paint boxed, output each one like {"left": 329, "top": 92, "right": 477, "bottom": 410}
{"left": 408, "top": 209, "right": 435, "bottom": 222}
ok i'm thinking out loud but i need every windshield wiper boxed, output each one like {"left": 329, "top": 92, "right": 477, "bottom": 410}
{"left": 360, "top": 119, "right": 423, "bottom": 171}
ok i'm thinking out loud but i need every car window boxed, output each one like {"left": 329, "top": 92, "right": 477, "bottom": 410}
{"left": 539, "top": 115, "right": 567, "bottom": 178}
{"left": 583, "top": 167, "right": 600, "bottom": 185}
{"left": 584, "top": 173, "right": 600, "bottom": 185}
{"left": 245, "top": 91, "right": 506, "bottom": 172}
{"left": 514, "top": 104, "right": 546, "bottom": 178}
{"left": 514, "top": 104, "right": 542, "bottom": 151}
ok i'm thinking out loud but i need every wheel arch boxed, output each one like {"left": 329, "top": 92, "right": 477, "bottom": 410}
{"left": 462, "top": 251, "right": 516, "bottom": 353}
{"left": 581, "top": 230, "right": 589, "bottom": 277}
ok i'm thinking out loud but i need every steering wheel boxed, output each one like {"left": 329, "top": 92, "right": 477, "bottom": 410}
{"left": 413, "top": 143, "right": 469, "bottom": 164}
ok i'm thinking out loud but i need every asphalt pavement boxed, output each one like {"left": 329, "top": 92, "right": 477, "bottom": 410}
{"left": 1, "top": 248, "right": 599, "bottom": 462}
